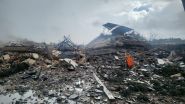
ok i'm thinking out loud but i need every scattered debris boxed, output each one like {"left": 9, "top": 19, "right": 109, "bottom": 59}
{"left": 157, "top": 58, "right": 165, "bottom": 65}
{"left": 0, "top": 23, "right": 185, "bottom": 104}
{"left": 69, "top": 94, "right": 79, "bottom": 100}
{"left": 52, "top": 50, "right": 61, "bottom": 59}
{"left": 60, "top": 58, "right": 78, "bottom": 70}
{"left": 170, "top": 73, "right": 182, "bottom": 78}
{"left": 93, "top": 72, "right": 115, "bottom": 100}
{"left": 24, "top": 58, "right": 36, "bottom": 65}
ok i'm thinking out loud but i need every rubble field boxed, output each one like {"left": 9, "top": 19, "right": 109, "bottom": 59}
{"left": 0, "top": 44, "right": 185, "bottom": 104}
{"left": 0, "top": 23, "right": 185, "bottom": 104}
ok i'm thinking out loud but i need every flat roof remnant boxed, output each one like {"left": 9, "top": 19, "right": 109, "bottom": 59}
{"left": 103, "top": 23, "right": 133, "bottom": 35}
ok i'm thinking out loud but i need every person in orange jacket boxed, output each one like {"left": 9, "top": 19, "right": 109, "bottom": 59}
{"left": 125, "top": 52, "right": 134, "bottom": 69}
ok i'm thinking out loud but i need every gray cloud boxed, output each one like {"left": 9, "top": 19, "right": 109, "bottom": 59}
{"left": 0, "top": 0, "right": 184, "bottom": 44}
{"left": 135, "top": 0, "right": 185, "bottom": 39}
{"left": 133, "top": 4, "right": 152, "bottom": 12}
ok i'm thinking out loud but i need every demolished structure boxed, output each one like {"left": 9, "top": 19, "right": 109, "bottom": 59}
{"left": 86, "top": 23, "right": 149, "bottom": 56}
{"left": 56, "top": 36, "right": 81, "bottom": 59}
{"left": 0, "top": 23, "right": 185, "bottom": 104}
{"left": 57, "top": 36, "right": 77, "bottom": 52}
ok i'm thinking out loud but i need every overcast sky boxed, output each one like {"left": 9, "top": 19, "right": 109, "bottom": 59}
{"left": 0, "top": 0, "right": 184, "bottom": 44}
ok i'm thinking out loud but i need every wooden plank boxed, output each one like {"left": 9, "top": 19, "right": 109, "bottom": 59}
{"left": 93, "top": 72, "right": 115, "bottom": 100}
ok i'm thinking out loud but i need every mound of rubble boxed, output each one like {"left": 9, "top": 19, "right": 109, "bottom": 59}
{"left": 86, "top": 46, "right": 185, "bottom": 103}
{"left": 87, "top": 23, "right": 148, "bottom": 49}
{"left": 0, "top": 24, "right": 185, "bottom": 103}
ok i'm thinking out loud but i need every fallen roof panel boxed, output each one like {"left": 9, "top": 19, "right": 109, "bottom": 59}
{"left": 103, "top": 23, "right": 133, "bottom": 35}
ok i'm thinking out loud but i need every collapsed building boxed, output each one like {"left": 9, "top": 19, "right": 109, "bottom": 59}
{"left": 86, "top": 23, "right": 149, "bottom": 56}
{"left": 56, "top": 36, "right": 79, "bottom": 59}
{"left": 0, "top": 23, "right": 185, "bottom": 104}
{"left": 56, "top": 36, "right": 85, "bottom": 64}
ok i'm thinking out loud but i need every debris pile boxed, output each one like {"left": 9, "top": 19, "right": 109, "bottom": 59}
{"left": 0, "top": 23, "right": 185, "bottom": 103}
{"left": 89, "top": 48, "right": 185, "bottom": 103}
{"left": 87, "top": 23, "right": 148, "bottom": 49}
{"left": 57, "top": 36, "right": 80, "bottom": 59}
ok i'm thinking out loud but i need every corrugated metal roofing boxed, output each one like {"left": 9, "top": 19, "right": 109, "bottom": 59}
{"left": 103, "top": 23, "right": 133, "bottom": 35}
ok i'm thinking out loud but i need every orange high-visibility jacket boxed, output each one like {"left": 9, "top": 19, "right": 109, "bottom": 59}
{"left": 126, "top": 54, "right": 134, "bottom": 69}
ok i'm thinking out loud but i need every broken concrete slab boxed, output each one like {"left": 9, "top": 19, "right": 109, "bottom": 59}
{"left": 60, "top": 58, "right": 78, "bottom": 70}
{"left": 52, "top": 50, "right": 61, "bottom": 58}
{"left": 44, "top": 59, "right": 52, "bottom": 64}
{"left": 114, "top": 56, "right": 119, "bottom": 60}
{"left": 170, "top": 73, "right": 182, "bottom": 78}
{"left": 179, "top": 62, "right": 185, "bottom": 68}
{"left": 69, "top": 94, "right": 79, "bottom": 100}
{"left": 157, "top": 59, "right": 165, "bottom": 65}
{"left": 23, "top": 58, "right": 36, "bottom": 65}
{"left": 2, "top": 54, "right": 10, "bottom": 61}
{"left": 94, "top": 89, "right": 103, "bottom": 94}
{"left": 32, "top": 53, "right": 39, "bottom": 59}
